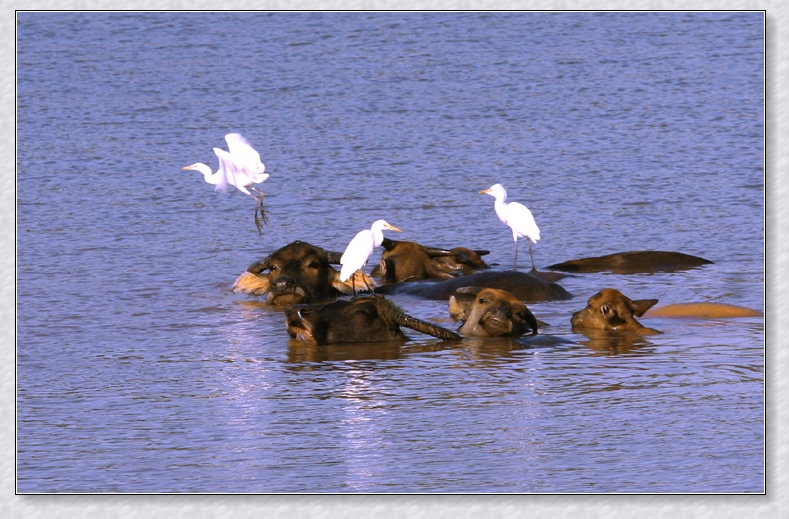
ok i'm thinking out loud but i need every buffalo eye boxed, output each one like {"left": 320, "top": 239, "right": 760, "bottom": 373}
{"left": 296, "top": 306, "right": 314, "bottom": 318}
{"left": 478, "top": 298, "right": 488, "bottom": 304}
{"left": 356, "top": 307, "right": 377, "bottom": 319}
{"left": 308, "top": 260, "right": 321, "bottom": 270}
{"left": 269, "top": 264, "right": 278, "bottom": 272}
{"left": 600, "top": 304, "right": 612, "bottom": 316}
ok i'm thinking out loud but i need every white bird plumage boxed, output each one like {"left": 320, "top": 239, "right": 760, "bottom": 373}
{"left": 480, "top": 183, "right": 540, "bottom": 271}
{"left": 340, "top": 219, "right": 402, "bottom": 295}
{"left": 182, "top": 133, "right": 270, "bottom": 234}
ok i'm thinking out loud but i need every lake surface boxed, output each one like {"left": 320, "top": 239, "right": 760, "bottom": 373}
{"left": 16, "top": 11, "right": 764, "bottom": 493}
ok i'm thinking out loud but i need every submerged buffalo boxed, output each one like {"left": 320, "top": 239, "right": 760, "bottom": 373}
{"left": 285, "top": 296, "right": 462, "bottom": 345}
{"left": 547, "top": 251, "right": 713, "bottom": 274}
{"left": 377, "top": 270, "right": 573, "bottom": 303}
{"left": 644, "top": 303, "right": 762, "bottom": 319}
{"left": 448, "top": 287, "right": 539, "bottom": 338}
{"left": 571, "top": 288, "right": 660, "bottom": 334}
{"left": 232, "top": 241, "right": 374, "bottom": 305}
{"left": 370, "top": 238, "right": 490, "bottom": 283}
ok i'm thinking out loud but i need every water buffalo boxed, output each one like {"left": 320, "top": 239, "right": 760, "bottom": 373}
{"left": 376, "top": 270, "right": 573, "bottom": 303}
{"left": 547, "top": 251, "right": 713, "bottom": 274}
{"left": 448, "top": 287, "right": 539, "bottom": 338}
{"left": 571, "top": 288, "right": 660, "bottom": 334}
{"left": 232, "top": 241, "right": 375, "bottom": 305}
{"left": 643, "top": 303, "right": 762, "bottom": 318}
{"left": 370, "top": 238, "right": 490, "bottom": 283}
{"left": 285, "top": 296, "right": 462, "bottom": 345}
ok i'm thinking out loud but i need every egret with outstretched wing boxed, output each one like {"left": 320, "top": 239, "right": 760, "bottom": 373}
{"left": 182, "top": 133, "right": 270, "bottom": 233}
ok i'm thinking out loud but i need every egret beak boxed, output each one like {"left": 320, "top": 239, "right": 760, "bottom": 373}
{"left": 479, "top": 188, "right": 492, "bottom": 195}
{"left": 181, "top": 165, "right": 195, "bottom": 171}
{"left": 385, "top": 224, "right": 402, "bottom": 233}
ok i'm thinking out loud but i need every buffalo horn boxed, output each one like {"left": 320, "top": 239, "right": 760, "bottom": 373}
{"left": 380, "top": 237, "right": 398, "bottom": 251}
{"left": 524, "top": 308, "right": 539, "bottom": 336}
{"left": 395, "top": 313, "right": 462, "bottom": 342}
{"left": 424, "top": 247, "right": 455, "bottom": 258}
{"left": 247, "top": 256, "right": 271, "bottom": 274}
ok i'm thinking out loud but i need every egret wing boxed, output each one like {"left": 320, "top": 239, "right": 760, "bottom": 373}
{"left": 213, "top": 147, "right": 251, "bottom": 194}
{"left": 225, "top": 133, "right": 265, "bottom": 176}
{"left": 340, "top": 230, "right": 374, "bottom": 280}
{"left": 506, "top": 202, "right": 540, "bottom": 242}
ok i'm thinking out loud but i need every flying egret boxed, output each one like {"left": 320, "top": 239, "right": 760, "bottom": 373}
{"left": 480, "top": 183, "right": 540, "bottom": 272}
{"left": 340, "top": 219, "right": 402, "bottom": 296}
{"left": 182, "top": 133, "right": 270, "bottom": 234}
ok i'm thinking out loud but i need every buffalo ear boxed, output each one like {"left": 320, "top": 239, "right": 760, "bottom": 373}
{"left": 325, "top": 250, "right": 344, "bottom": 265}
{"left": 474, "top": 250, "right": 490, "bottom": 257}
{"left": 631, "top": 298, "right": 659, "bottom": 317}
{"left": 371, "top": 258, "right": 393, "bottom": 279}
{"left": 454, "top": 286, "right": 482, "bottom": 299}
{"left": 448, "top": 286, "right": 481, "bottom": 321}
{"left": 247, "top": 256, "right": 271, "bottom": 273}
{"left": 448, "top": 295, "right": 470, "bottom": 321}
{"left": 232, "top": 272, "right": 271, "bottom": 296}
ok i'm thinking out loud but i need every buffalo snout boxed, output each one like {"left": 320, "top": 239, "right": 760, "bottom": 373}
{"left": 272, "top": 275, "right": 296, "bottom": 293}
{"left": 449, "top": 286, "right": 539, "bottom": 338}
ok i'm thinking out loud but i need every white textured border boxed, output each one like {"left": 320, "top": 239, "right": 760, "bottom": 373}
{"left": 6, "top": 1, "right": 784, "bottom": 518}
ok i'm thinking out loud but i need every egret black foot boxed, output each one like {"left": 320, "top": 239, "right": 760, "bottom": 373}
{"left": 254, "top": 215, "right": 264, "bottom": 235}
{"left": 254, "top": 208, "right": 268, "bottom": 234}
{"left": 254, "top": 201, "right": 268, "bottom": 235}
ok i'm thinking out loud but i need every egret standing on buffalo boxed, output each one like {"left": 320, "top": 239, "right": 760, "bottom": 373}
{"left": 340, "top": 219, "right": 402, "bottom": 296}
{"left": 182, "top": 133, "right": 270, "bottom": 234}
{"left": 480, "top": 183, "right": 540, "bottom": 272}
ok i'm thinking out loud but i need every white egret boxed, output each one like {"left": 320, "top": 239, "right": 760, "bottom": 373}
{"left": 340, "top": 220, "right": 402, "bottom": 296}
{"left": 182, "top": 133, "right": 270, "bottom": 234}
{"left": 480, "top": 183, "right": 541, "bottom": 272}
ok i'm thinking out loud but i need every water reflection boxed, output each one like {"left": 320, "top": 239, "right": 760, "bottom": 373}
{"left": 334, "top": 367, "right": 389, "bottom": 491}
{"left": 286, "top": 339, "right": 453, "bottom": 364}
{"left": 287, "top": 340, "right": 405, "bottom": 363}
{"left": 453, "top": 337, "right": 530, "bottom": 359}
{"left": 285, "top": 335, "right": 580, "bottom": 364}
{"left": 574, "top": 329, "right": 658, "bottom": 356}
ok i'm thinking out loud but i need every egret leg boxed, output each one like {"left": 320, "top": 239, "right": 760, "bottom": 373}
{"left": 513, "top": 240, "right": 519, "bottom": 271}
{"left": 362, "top": 274, "right": 380, "bottom": 298}
{"left": 528, "top": 242, "right": 536, "bottom": 273}
{"left": 254, "top": 210, "right": 263, "bottom": 235}
{"left": 351, "top": 273, "right": 357, "bottom": 299}
{"left": 251, "top": 190, "right": 268, "bottom": 235}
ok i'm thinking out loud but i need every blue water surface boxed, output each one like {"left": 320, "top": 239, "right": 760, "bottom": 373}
{"left": 16, "top": 11, "right": 764, "bottom": 493}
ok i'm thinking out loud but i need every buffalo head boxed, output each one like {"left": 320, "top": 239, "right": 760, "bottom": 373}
{"left": 571, "top": 288, "right": 660, "bottom": 334}
{"left": 372, "top": 238, "right": 489, "bottom": 283}
{"left": 286, "top": 296, "right": 461, "bottom": 345}
{"left": 232, "top": 241, "right": 375, "bottom": 305}
{"left": 448, "top": 286, "right": 539, "bottom": 338}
